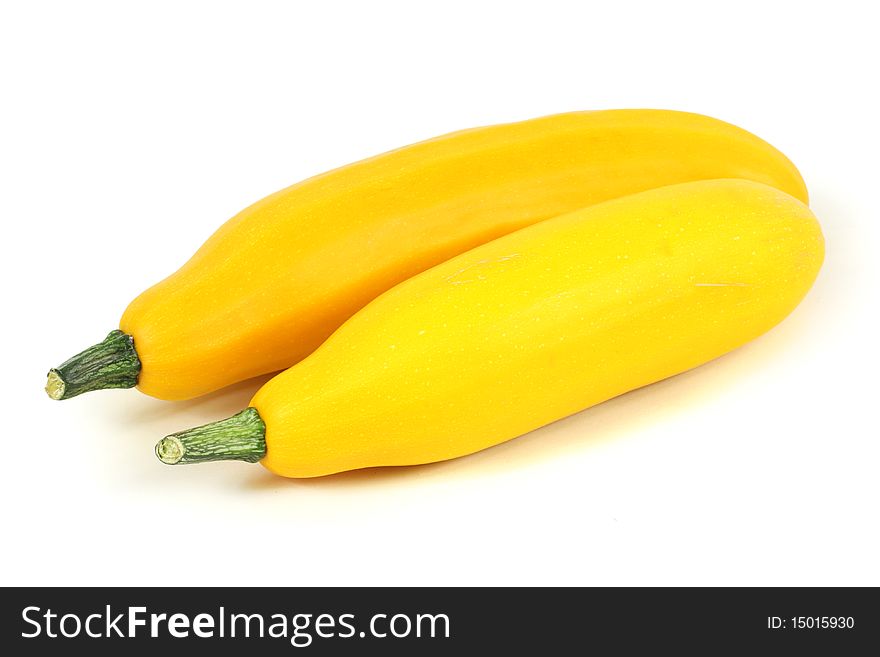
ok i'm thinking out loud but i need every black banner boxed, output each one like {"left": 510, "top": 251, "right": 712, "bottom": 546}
{"left": 1, "top": 587, "right": 876, "bottom": 654}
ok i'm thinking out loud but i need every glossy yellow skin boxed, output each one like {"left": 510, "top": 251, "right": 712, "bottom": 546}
{"left": 122, "top": 110, "right": 808, "bottom": 400}
{"left": 253, "top": 180, "right": 823, "bottom": 477}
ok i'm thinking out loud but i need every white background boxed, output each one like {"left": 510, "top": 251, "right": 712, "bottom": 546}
{"left": 1, "top": 1, "right": 877, "bottom": 586}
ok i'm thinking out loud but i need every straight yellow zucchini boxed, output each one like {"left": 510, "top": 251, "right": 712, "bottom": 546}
{"left": 156, "top": 179, "right": 824, "bottom": 477}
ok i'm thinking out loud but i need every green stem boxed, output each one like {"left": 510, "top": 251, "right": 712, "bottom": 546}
{"left": 156, "top": 408, "right": 266, "bottom": 465}
{"left": 46, "top": 330, "right": 141, "bottom": 400}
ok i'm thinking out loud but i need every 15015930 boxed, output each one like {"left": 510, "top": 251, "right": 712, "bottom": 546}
{"left": 790, "top": 617, "right": 855, "bottom": 630}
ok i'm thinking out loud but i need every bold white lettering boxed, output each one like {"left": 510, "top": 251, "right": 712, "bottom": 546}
{"left": 167, "top": 613, "right": 190, "bottom": 638}
{"left": 193, "top": 613, "right": 214, "bottom": 638}
{"left": 150, "top": 613, "right": 167, "bottom": 637}
{"left": 128, "top": 606, "right": 147, "bottom": 637}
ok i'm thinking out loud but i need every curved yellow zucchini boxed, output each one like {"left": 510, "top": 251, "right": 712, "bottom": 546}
{"left": 50, "top": 110, "right": 807, "bottom": 401}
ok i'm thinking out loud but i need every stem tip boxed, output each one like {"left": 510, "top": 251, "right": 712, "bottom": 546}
{"left": 45, "top": 370, "right": 66, "bottom": 400}
{"left": 156, "top": 436, "right": 184, "bottom": 465}
{"left": 46, "top": 330, "right": 141, "bottom": 400}
{"left": 155, "top": 408, "right": 267, "bottom": 466}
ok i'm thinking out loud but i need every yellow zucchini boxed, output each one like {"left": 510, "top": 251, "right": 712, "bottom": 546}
{"left": 48, "top": 110, "right": 807, "bottom": 401}
{"left": 156, "top": 179, "right": 824, "bottom": 477}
